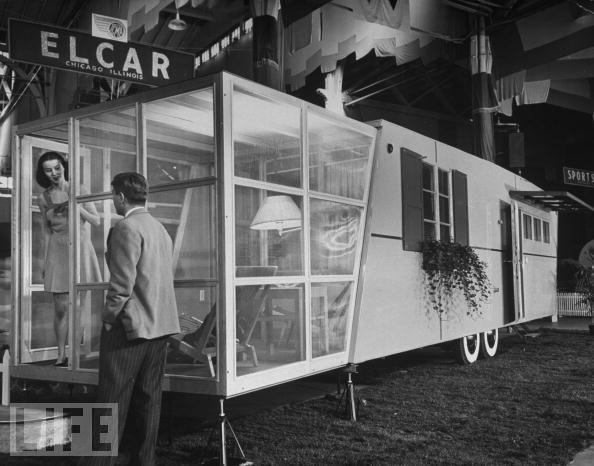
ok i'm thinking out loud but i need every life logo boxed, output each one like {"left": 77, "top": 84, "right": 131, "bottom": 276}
{"left": 92, "top": 13, "right": 128, "bottom": 43}
{"left": 9, "top": 403, "right": 118, "bottom": 456}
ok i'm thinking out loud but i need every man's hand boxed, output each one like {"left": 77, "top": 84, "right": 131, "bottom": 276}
{"left": 103, "top": 322, "right": 113, "bottom": 331}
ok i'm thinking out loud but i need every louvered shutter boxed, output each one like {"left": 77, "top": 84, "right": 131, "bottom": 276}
{"left": 401, "top": 148, "right": 424, "bottom": 251}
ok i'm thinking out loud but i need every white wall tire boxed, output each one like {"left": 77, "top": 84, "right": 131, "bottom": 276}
{"left": 479, "top": 328, "right": 499, "bottom": 358}
{"left": 453, "top": 333, "right": 480, "bottom": 365}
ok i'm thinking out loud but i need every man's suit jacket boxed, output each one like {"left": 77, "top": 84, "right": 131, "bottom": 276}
{"left": 103, "top": 208, "right": 180, "bottom": 340}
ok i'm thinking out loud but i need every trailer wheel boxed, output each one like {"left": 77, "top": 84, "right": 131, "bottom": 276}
{"left": 453, "top": 334, "right": 480, "bottom": 365}
{"left": 479, "top": 328, "right": 499, "bottom": 358}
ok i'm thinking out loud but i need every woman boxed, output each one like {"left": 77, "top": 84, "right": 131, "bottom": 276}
{"left": 36, "top": 151, "right": 101, "bottom": 366}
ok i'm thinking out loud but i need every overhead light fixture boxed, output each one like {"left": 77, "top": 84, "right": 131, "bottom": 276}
{"left": 250, "top": 195, "right": 302, "bottom": 236}
{"left": 168, "top": 10, "right": 187, "bottom": 31}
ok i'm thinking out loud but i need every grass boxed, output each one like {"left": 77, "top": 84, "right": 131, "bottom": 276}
{"left": 2, "top": 331, "right": 594, "bottom": 465}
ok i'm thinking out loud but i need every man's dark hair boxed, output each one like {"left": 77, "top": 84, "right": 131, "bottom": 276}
{"left": 36, "top": 152, "right": 68, "bottom": 188}
{"left": 111, "top": 172, "right": 148, "bottom": 204}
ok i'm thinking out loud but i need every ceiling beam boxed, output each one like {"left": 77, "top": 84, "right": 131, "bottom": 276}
{"left": 423, "top": 73, "right": 459, "bottom": 116}
{"left": 352, "top": 98, "right": 468, "bottom": 124}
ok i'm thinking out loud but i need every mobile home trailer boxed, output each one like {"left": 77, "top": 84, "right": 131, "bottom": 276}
{"left": 351, "top": 121, "right": 571, "bottom": 366}
{"left": 9, "top": 72, "right": 587, "bottom": 403}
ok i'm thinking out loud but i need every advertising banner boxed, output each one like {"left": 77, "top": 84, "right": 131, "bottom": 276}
{"left": 9, "top": 19, "right": 195, "bottom": 87}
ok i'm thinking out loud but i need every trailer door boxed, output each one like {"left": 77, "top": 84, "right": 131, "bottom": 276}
{"left": 509, "top": 201, "right": 525, "bottom": 321}
{"left": 17, "top": 136, "right": 70, "bottom": 363}
{"left": 500, "top": 201, "right": 517, "bottom": 324}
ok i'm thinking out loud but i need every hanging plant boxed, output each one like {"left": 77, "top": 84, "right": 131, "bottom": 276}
{"left": 422, "top": 240, "right": 492, "bottom": 317}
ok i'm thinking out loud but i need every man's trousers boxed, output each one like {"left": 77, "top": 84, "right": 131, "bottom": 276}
{"left": 90, "top": 320, "right": 168, "bottom": 466}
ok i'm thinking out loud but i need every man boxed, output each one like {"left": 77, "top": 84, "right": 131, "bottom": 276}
{"left": 94, "top": 172, "right": 180, "bottom": 466}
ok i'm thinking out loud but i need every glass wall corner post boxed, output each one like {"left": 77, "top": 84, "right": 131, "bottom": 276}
{"left": 68, "top": 116, "right": 76, "bottom": 370}
{"left": 219, "top": 73, "right": 234, "bottom": 392}
{"left": 301, "top": 105, "right": 312, "bottom": 367}
{"left": 11, "top": 134, "right": 21, "bottom": 364}
{"left": 137, "top": 102, "right": 146, "bottom": 176}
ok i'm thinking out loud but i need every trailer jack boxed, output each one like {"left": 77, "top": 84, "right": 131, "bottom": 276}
{"left": 335, "top": 364, "right": 363, "bottom": 422}
{"left": 200, "top": 397, "right": 252, "bottom": 466}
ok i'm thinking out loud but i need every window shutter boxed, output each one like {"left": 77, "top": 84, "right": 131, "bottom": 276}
{"left": 401, "top": 148, "right": 424, "bottom": 251}
{"left": 452, "top": 170, "right": 469, "bottom": 246}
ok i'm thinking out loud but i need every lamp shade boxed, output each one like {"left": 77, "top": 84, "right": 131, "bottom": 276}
{"left": 250, "top": 195, "right": 301, "bottom": 235}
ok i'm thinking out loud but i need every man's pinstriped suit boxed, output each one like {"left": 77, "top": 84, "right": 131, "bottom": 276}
{"left": 92, "top": 207, "right": 180, "bottom": 466}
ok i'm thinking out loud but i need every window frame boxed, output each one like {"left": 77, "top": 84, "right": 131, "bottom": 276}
{"left": 422, "top": 162, "right": 453, "bottom": 242}
{"left": 401, "top": 147, "right": 468, "bottom": 251}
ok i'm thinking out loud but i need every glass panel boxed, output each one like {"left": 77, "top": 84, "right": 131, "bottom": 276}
{"left": 543, "top": 221, "right": 550, "bottom": 243}
{"left": 76, "top": 288, "right": 106, "bottom": 370}
{"left": 32, "top": 147, "right": 69, "bottom": 286}
{"left": 149, "top": 185, "right": 217, "bottom": 280}
{"left": 235, "top": 186, "right": 303, "bottom": 277}
{"left": 422, "top": 164, "right": 434, "bottom": 190}
{"left": 29, "top": 123, "right": 69, "bottom": 144}
{"left": 523, "top": 214, "right": 532, "bottom": 240}
{"left": 311, "top": 282, "right": 352, "bottom": 358}
{"left": 438, "top": 169, "right": 449, "bottom": 195}
{"left": 74, "top": 200, "right": 123, "bottom": 286}
{"left": 30, "top": 291, "right": 56, "bottom": 351}
{"left": 235, "top": 283, "right": 305, "bottom": 376}
{"left": 423, "top": 192, "right": 435, "bottom": 220}
{"left": 440, "top": 225, "right": 451, "bottom": 242}
{"left": 424, "top": 221, "right": 436, "bottom": 241}
{"left": 439, "top": 196, "right": 449, "bottom": 224}
{"left": 31, "top": 210, "right": 45, "bottom": 285}
{"left": 534, "top": 218, "right": 542, "bottom": 242}
{"left": 76, "top": 199, "right": 106, "bottom": 284}
{"left": 310, "top": 199, "right": 362, "bottom": 275}
{"left": 0, "top": 250, "right": 9, "bottom": 333}
{"left": 145, "top": 88, "right": 215, "bottom": 185}
{"left": 78, "top": 107, "right": 137, "bottom": 195}
{"left": 308, "top": 113, "right": 372, "bottom": 200}
{"left": 233, "top": 86, "right": 301, "bottom": 188}
{"left": 166, "top": 285, "right": 217, "bottom": 379}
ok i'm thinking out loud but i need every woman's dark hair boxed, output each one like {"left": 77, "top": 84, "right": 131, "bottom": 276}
{"left": 35, "top": 152, "right": 68, "bottom": 188}
{"left": 111, "top": 172, "right": 148, "bottom": 204}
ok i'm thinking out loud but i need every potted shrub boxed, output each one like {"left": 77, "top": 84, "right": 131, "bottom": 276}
{"left": 422, "top": 240, "right": 492, "bottom": 318}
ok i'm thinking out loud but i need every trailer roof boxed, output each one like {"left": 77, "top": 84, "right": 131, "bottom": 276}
{"left": 510, "top": 191, "right": 594, "bottom": 213}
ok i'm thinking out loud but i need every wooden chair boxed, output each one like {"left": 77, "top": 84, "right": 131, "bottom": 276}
{"left": 168, "top": 306, "right": 218, "bottom": 376}
{"left": 234, "top": 265, "right": 277, "bottom": 366}
{"left": 235, "top": 284, "right": 271, "bottom": 366}
{"left": 168, "top": 265, "right": 277, "bottom": 376}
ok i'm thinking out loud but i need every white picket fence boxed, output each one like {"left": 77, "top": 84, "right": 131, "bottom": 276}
{"left": 557, "top": 292, "right": 591, "bottom": 317}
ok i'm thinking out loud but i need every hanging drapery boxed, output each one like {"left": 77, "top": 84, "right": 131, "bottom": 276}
{"left": 283, "top": 0, "right": 465, "bottom": 91}
{"left": 126, "top": 0, "right": 171, "bottom": 34}
{"left": 491, "top": 1, "right": 594, "bottom": 115}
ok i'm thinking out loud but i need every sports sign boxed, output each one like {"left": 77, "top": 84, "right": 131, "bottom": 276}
{"left": 8, "top": 19, "right": 194, "bottom": 87}
{"left": 563, "top": 166, "right": 594, "bottom": 188}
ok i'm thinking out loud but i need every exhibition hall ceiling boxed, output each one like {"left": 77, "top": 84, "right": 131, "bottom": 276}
{"left": 0, "top": 0, "right": 592, "bottom": 121}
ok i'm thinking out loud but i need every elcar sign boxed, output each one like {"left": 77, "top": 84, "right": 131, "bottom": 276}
{"left": 8, "top": 19, "right": 194, "bottom": 87}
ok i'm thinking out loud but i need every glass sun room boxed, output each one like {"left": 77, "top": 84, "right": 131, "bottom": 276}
{"left": 11, "top": 72, "right": 376, "bottom": 397}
